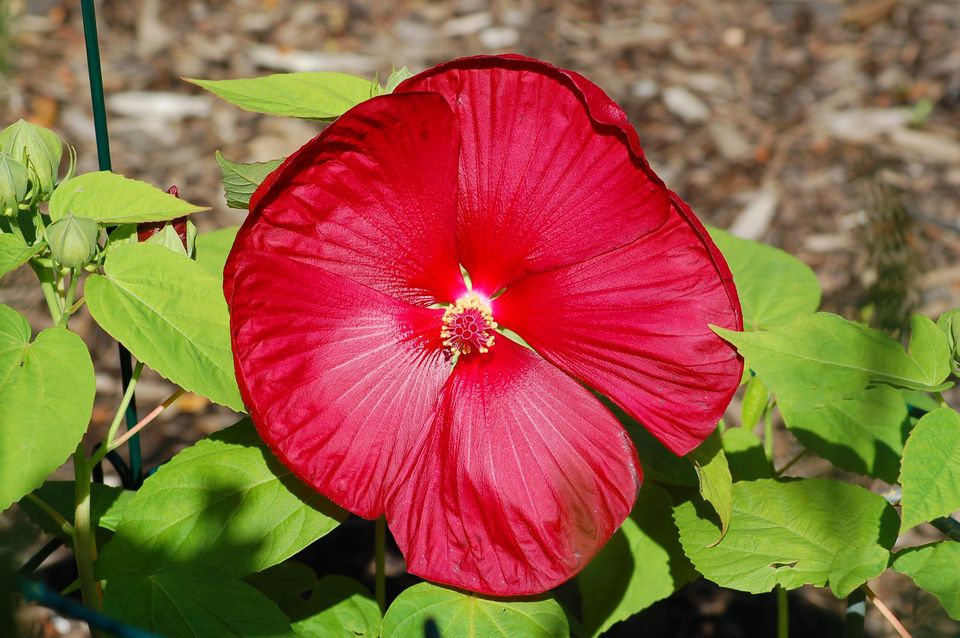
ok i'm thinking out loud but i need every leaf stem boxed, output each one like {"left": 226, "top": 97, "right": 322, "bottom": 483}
{"left": 776, "top": 586, "right": 789, "bottom": 638}
{"left": 24, "top": 493, "right": 74, "bottom": 537}
{"left": 72, "top": 447, "right": 102, "bottom": 613}
{"left": 775, "top": 449, "right": 808, "bottom": 477}
{"left": 862, "top": 584, "right": 912, "bottom": 638}
{"left": 375, "top": 515, "right": 386, "bottom": 614}
{"left": 763, "top": 408, "right": 775, "bottom": 463}
{"left": 107, "top": 388, "right": 185, "bottom": 453}
{"left": 933, "top": 392, "right": 949, "bottom": 408}
{"left": 89, "top": 361, "right": 144, "bottom": 467}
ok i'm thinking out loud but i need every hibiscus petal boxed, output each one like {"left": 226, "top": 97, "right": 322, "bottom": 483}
{"left": 397, "top": 55, "right": 671, "bottom": 294}
{"left": 229, "top": 253, "right": 450, "bottom": 517}
{"left": 387, "top": 338, "right": 641, "bottom": 596}
{"left": 225, "top": 91, "right": 464, "bottom": 308}
{"left": 495, "top": 194, "right": 743, "bottom": 456}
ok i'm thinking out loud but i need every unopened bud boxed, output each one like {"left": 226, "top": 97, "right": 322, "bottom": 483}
{"left": 0, "top": 153, "right": 29, "bottom": 215}
{"left": 0, "top": 120, "right": 63, "bottom": 201}
{"left": 47, "top": 214, "right": 99, "bottom": 268}
{"left": 137, "top": 185, "right": 192, "bottom": 255}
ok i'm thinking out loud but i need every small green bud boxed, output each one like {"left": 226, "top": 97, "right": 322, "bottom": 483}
{"left": 0, "top": 120, "right": 63, "bottom": 200}
{"left": 383, "top": 67, "right": 413, "bottom": 94}
{"left": 937, "top": 309, "right": 960, "bottom": 365}
{"left": 0, "top": 153, "right": 29, "bottom": 215}
{"left": 47, "top": 214, "right": 100, "bottom": 268}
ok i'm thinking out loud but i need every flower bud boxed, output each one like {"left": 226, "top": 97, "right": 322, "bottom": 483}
{"left": 0, "top": 120, "right": 63, "bottom": 201}
{"left": 0, "top": 153, "right": 29, "bottom": 215}
{"left": 47, "top": 214, "right": 100, "bottom": 268}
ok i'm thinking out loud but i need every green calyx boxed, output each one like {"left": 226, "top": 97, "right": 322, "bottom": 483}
{"left": 0, "top": 153, "right": 29, "bottom": 215}
{"left": 47, "top": 214, "right": 100, "bottom": 268}
{"left": 0, "top": 120, "right": 63, "bottom": 201}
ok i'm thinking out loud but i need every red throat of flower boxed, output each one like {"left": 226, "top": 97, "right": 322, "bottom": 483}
{"left": 440, "top": 292, "right": 497, "bottom": 357}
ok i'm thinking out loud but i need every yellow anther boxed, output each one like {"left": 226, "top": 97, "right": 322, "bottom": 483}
{"left": 441, "top": 292, "right": 497, "bottom": 357}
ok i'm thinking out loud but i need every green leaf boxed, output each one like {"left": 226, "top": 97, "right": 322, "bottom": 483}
{"left": 0, "top": 234, "right": 42, "bottom": 278}
{"left": 720, "top": 428, "right": 771, "bottom": 481}
{"left": 189, "top": 73, "right": 377, "bottom": 120}
{"left": 99, "top": 419, "right": 345, "bottom": 579}
{"left": 936, "top": 308, "right": 960, "bottom": 362}
{"left": 216, "top": 152, "right": 283, "bottom": 209}
{"left": 195, "top": 226, "right": 239, "bottom": 280}
{"left": 893, "top": 542, "right": 960, "bottom": 620}
{"left": 673, "top": 479, "right": 898, "bottom": 596}
{"left": 291, "top": 575, "right": 380, "bottom": 638}
{"left": 380, "top": 67, "right": 413, "bottom": 94}
{"left": 85, "top": 241, "right": 243, "bottom": 410}
{"left": 714, "top": 313, "right": 953, "bottom": 404}
{"left": 779, "top": 386, "right": 909, "bottom": 483}
{"left": 707, "top": 227, "right": 821, "bottom": 330}
{"left": 0, "top": 305, "right": 94, "bottom": 511}
{"left": 381, "top": 583, "right": 568, "bottom": 638}
{"left": 688, "top": 430, "right": 733, "bottom": 537}
{"left": 19, "top": 481, "right": 133, "bottom": 539}
{"left": 899, "top": 407, "right": 960, "bottom": 530}
{"left": 103, "top": 564, "right": 294, "bottom": 637}
{"left": 578, "top": 484, "right": 696, "bottom": 638}
{"left": 48, "top": 172, "right": 207, "bottom": 224}
{"left": 740, "top": 374, "right": 768, "bottom": 429}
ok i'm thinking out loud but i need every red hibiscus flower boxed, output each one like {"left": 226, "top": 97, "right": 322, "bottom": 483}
{"left": 224, "top": 55, "right": 743, "bottom": 596}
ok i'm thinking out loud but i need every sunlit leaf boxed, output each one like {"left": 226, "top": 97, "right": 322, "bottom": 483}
{"left": 215, "top": 152, "right": 282, "bottom": 209}
{"left": 49, "top": 172, "right": 207, "bottom": 224}
{"left": 899, "top": 407, "right": 960, "bottom": 530}
{"left": 0, "top": 234, "right": 42, "bottom": 278}
{"left": 0, "top": 305, "right": 94, "bottom": 511}
{"left": 195, "top": 226, "right": 239, "bottom": 280}
{"left": 893, "top": 542, "right": 960, "bottom": 620}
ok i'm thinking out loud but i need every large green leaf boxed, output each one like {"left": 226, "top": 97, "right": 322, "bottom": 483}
{"left": 779, "top": 386, "right": 909, "bottom": 483}
{"left": 578, "top": 484, "right": 696, "bottom": 638}
{"left": 899, "top": 407, "right": 960, "bottom": 530}
{"left": 0, "top": 305, "right": 94, "bottom": 511}
{"left": 290, "top": 576, "right": 380, "bottom": 638}
{"left": 674, "top": 479, "right": 898, "bottom": 597}
{"left": 98, "top": 419, "right": 345, "bottom": 579}
{"left": 195, "top": 226, "right": 239, "bottom": 280}
{"left": 245, "top": 561, "right": 319, "bottom": 615}
{"left": 103, "top": 564, "right": 294, "bottom": 638}
{"left": 893, "top": 542, "right": 960, "bottom": 620}
{"left": 49, "top": 172, "right": 207, "bottom": 224}
{"left": 381, "top": 583, "right": 568, "bottom": 638}
{"left": 0, "top": 234, "right": 42, "bottom": 278}
{"left": 688, "top": 430, "right": 733, "bottom": 537}
{"left": 216, "top": 152, "right": 282, "bottom": 209}
{"left": 85, "top": 241, "right": 243, "bottom": 410}
{"left": 715, "top": 313, "right": 952, "bottom": 404}
{"left": 708, "top": 227, "right": 821, "bottom": 330}
{"left": 189, "top": 73, "right": 377, "bottom": 120}
{"left": 19, "top": 481, "right": 133, "bottom": 540}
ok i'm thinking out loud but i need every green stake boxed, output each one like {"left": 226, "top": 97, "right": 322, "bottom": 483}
{"left": 79, "top": 0, "right": 142, "bottom": 484}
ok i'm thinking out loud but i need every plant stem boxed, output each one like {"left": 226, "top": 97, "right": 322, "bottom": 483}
{"left": 108, "top": 388, "right": 185, "bottom": 453}
{"left": 58, "top": 269, "right": 79, "bottom": 328}
{"left": 18, "top": 538, "right": 64, "bottom": 576}
{"left": 72, "top": 447, "right": 102, "bottom": 615}
{"left": 89, "top": 361, "right": 144, "bottom": 467}
{"left": 862, "top": 584, "right": 912, "bottom": 638}
{"left": 30, "top": 261, "right": 63, "bottom": 325}
{"left": 24, "top": 493, "right": 73, "bottom": 537}
{"left": 933, "top": 392, "right": 948, "bottom": 408}
{"left": 776, "top": 586, "right": 789, "bottom": 638}
{"left": 375, "top": 516, "right": 386, "bottom": 614}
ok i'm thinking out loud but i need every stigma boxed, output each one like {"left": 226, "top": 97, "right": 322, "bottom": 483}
{"left": 440, "top": 292, "right": 497, "bottom": 356}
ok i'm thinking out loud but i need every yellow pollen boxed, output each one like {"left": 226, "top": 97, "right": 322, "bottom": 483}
{"left": 440, "top": 292, "right": 497, "bottom": 356}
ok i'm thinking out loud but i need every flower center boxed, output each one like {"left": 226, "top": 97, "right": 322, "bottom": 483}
{"left": 440, "top": 293, "right": 497, "bottom": 356}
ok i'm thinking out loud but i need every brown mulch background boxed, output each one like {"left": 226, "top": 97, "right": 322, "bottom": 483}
{"left": 2, "top": 0, "right": 959, "bottom": 636}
